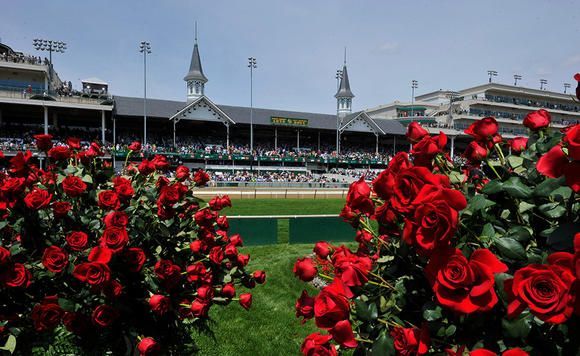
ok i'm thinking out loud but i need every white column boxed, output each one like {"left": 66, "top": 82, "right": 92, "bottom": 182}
{"left": 173, "top": 119, "right": 177, "bottom": 148}
{"left": 101, "top": 110, "right": 106, "bottom": 144}
{"left": 226, "top": 123, "right": 230, "bottom": 151}
{"left": 274, "top": 127, "right": 278, "bottom": 150}
{"left": 450, "top": 136, "right": 455, "bottom": 158}
{"left": 297, "top": 129, "right": 300, "bottom": 150}
{"left": 43, "top": 106, "right": 48, "bottom": 134}
{"left": 375, "top": 134, "right": 379, "bottom": 155}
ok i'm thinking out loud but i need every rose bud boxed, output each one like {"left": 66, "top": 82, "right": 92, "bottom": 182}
{"left": 236, "top": 253, "right": 250, "bottom": 267}
{"left": 193, "top": 169, "right": 210, "bottom": 186}
{"left": 52, "top": 201, "right": 72, "bottom": 219}
{"left": 221, "top": 283, "right": 236, "bottom": 299}
{"left": 293, "top": 257, "right": 318, "bottom": 282}
{"left": 464, "top": 117, "right": 499, "bottom": 141}
{"left": 66, "top": 137, "right": 81, "bottom": 150}
{"left": 197, "top": 285, "right": 214, "bottom": 301}
{"left": 355, "top": 230, "right": 373, "bottom": 244}
{"left": 149, "top": 294, "right": 170, "bottom": 316}
{"left": 137, "top": 337, "right": 161, "bottom": 356}
{"left": 175, "top": 165, "right": 190, "bottom": 181}
{"left": 464, "top": 141, "right": 489, "bottom": 164}
{"left": 229, "top": 234, "right": 243, "bottom": 247}
{"left": 128, "top": 141, "right": 141, "bottom": 152}
{"left": 92, "top": 304, "right": 117, "bottom": 327}
{"left": 0, "top": 247, "right": 11, "bottom": 267}
{"left": 564, "top": 123, "right": 580, "bottom": 160}
{"left": 295, "top": 290, "right": 315, "bottom": 323}
{"left": 253, "top": 270, "right": 266, "bottom": 284}
{"left": 239, "top": 293, "right": 252, "bottom": 310}
{"left": 313, "top": 241, "right": 332, "bottom": 259}
{"left": 508, "top": 137, "right": 528, "bottom": 154}
{"left": 33, "top": 134, "right": 53, "bottom": 151}
{"left": 301, "top": 333, "right": 335, "bottom": 356}
{"left": 523, "top": 109, "right": 551, "bottom": 130}
{"left": 224, "top": 244, "right": 238, "bottom": 260}
{"left": 138, "top": 159, "right": 155, "bottom": 175}
{"left": 406, "top": 122, "right": 429, "bottom": 143}
{"left": 190, "top": 299, "right": 210, "bottom": 318}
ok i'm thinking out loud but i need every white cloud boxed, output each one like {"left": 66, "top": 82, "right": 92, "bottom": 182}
{"left": 376, "top": 41, "right": 399, "bottom": 54}
{"left": 564, "top": 54, "right": 580, "bottom": 67}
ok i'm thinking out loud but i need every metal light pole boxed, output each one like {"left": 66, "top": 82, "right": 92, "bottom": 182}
{"left": 487, "top": 70, "right": 498, "bottom": 83}
{"left": 139, "top": 41, "right": 151, "bottom": 146}
{"left": 33, "top": 39, "right": 66, "bottom": 93}
{"left": 514, "top": 74, "right": 522, "bottom": 86}
{"left": 411, "top": 80, "right": 418, "bottom": 117}
{"left": 446, "top": 91, "right": 459, "bottom": 129}
{"left": 248, "top": 57, "right": 257, "bottom": 153}
{"left": 564, "top": 83, "right": 571, "bottom": 94}
{"left": 540, "top": 79, "right": 547, "bottom": 90}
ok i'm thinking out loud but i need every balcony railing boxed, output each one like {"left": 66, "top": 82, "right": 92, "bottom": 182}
{"left": 0, "top": 85, "right": 113, "bottom": 106}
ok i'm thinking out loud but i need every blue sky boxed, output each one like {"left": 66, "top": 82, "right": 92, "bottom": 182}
{"left": 2, "top": 0, "right": 579, "bottom": 113}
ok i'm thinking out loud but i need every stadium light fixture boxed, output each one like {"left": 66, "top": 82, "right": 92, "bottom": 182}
{"left": 411, "top": 80, "right": 418, "bottom": 117}
{"left": 540, "top": 79, "right": 547, "bottom": 90}
{"left": 248, "top": 57, "right": 257, "bottom": 154}
{"left": 335, "top": 69, "right": 343, "bottom": 91}
{"left": 564, "top": 83, "right": 571, "bottom": 93}
{"left": 487, "top": 70, "right": 498, "bottom": 83}
{"left": 32, "top": 38, "right": 67, "bottom": 92}
{"left": 139, "top": 41, "right": 152, "bottom": 146}
{"left": 514, "top": 74, "right": 522, "bottom": 86}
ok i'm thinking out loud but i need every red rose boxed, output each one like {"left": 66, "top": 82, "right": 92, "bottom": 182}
{"left": 72, "top": 262, "right": 111, "bottom": 286}
{"left": 31, "top": 299, "right": 63, "bottom": 332}
{"left": 48, "top": 146, "right": 71, "bottom": 161}
{"left": 124, "top": 247, "right": 146, "bottom": 272}
{"left": 508, "top": 137, "right": 528, "bottom": 155}
{"left": 314, "top": 241, "right": 332, "bottom": 259}
{"left": 314, "top": 278, "right": 350, "bottom": 329}
{"left": 24, "top": 187, "right": 52, "bottom": 210}
{"left": 380, "top": 166, "right": 443, "bottom": 214}
{"left": 62, "top": 175, "right": 87, "bottom": 197}
{"left": 42, "top": 246, "right": 69, "bottom": 273}
{"left": 537, "top": 145, "right": 568, "bottom": 178}
{"left": 216, "top": 215, "right": 229, "bottom": 230}
{"left": 9, "top": 151, "right": 32, "bottom": 177}
{"left": 237, "top": 253, "right": 250, "bottom": 267}
{"left": 575, "top": 73, "right": 580, "bottom": 100}
{"left": 175, "top": 165, "right": 190, "bottom": 180}
{"left": 88, "top": 246, "right": 113, "bottom": 264}
{"left": 34, "top": 134, "right": 53, "bottom": 151}
{"left": 464, "top": 141, "right": 488, "bottom": 164}
{"left": 239, "top": 293, "right": 252, "bottom": 310}
{"left": 104, "top": 211, "right": 129, "bottom": 228}
{"left": 158, "top": 185, "right": 181, "bottom": 206}
{"left": 193, "top": 169, "right": 210, "bottom": 186}
{"left": 208, "top": 246, "right": 224, "bottom": 265}
{"left": 329, "top": 319, "right": 357, "bottom": 348}
{"left": 190, "top": 298, "right": 210, "bottom": 318}
{"left": 294, "top": 257, "right": 318, "bottom": 282}
{"left": 137, "top": 337, "right": 160, "bottom": 356}
{"left": 209, "top": 195, "right": 232, "bottom": 211}
{"left": 355, "top": 230, "right": 373, "bottom": 244}
{"left": 151, "top": 155, "right": 169, "bottom": 170}
{"left": 225, "top": 244, "right": 238, "bottom": 260}
{"left": 100, "top": 226, "right": 129, "bottom": 253}
{"left": 253, "top": 270, "right": 266, "bottom": 284}
{"left": 63, "top": 312, "right": 90, "bottom": 335}
{"left": 197, "top": 285, "right": 214, "bottom": 301}
{"left": 138, "top": 159, "right": 155, "bottom": 175}
{"left": 221, "top": 283, "right": 236, "bottom": 298}
{"left": 505, "top": 261, "right": 576, "bottom": 324}
{"left": 66, "top": 137, "right": 81, "bottom": 150}
{"left": 465, "top": 117, "right": 499, "bottom": 141}
{"left": 52, "top": 201, "right": 72, "bottom": 218}
{"left": 128, "top": 141, "right": 141, "bottom": 152}
{"left": 229, "top": 234, "right": 243, "bottom": 247}
{"left": 149, "top": 294, "right": 170, "bottom": 316}
{"left": 523, "top": 109, "right": 551, "bottom": 130}
{"left": 65, "top": 231, "right": 88, "bottom": 251}
{"left": 406, "top": 122, "right": 429, "bottom": 143}
{"left": 391, "top": 325, "right": 430, "bottom": 356}
{"left": 345, "top": 177, "right": 374, "bottom": 215}
{"left": 194, "top": 208, "right": 217, "bottom": 226}
{"left": 503, "top": 348, "right": 530, "bottom": 356}
{"left": 411, "top": 132, "right": 447, "bottom": 168}
{"left": 0, "top": 247, "right": 11, "bottom": 267}
{"left": 92, "top": 304, "right": 117, "bottom": 327}
{"left": 1, "top": 263, "right": 31, "bottom": 288}
{"left": 425, "top": 248, "right": 507, "bottom": 313}
{"left": 114, "top": 182, "right": 134, "bottom": 201}
{"left": 154, "top": 259, "right": 181, "bottom": 289}
{"left": 98, "top": 190, "right": 120, "bottom": 210}
{"left": 301, "top": 332, "right": 337, "bottom": 356}
{"left": 564, "top": 123, "right": 580, "bottom": 160}
{"left": 103, "top": 280, "right": 123, "bottom": 299}
{"left": 295, "top": 290, "right": 315, "bottom": 323}
{"left": 332, "top": 248, "right": 372, "bottom": 295}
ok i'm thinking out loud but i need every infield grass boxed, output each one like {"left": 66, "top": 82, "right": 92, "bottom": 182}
{"left": 223, "top": 198, "right": 345, "bottom": 216}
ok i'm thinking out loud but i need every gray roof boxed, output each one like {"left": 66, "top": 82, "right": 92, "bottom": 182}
{"left": 184, "top": 43, "right": 207, "bottom": 82}
{"left": 113, "top": 95, "right": 405, "bottom": 135}
{"left": 335, "top": 65, "right": 354, "bottom": 98}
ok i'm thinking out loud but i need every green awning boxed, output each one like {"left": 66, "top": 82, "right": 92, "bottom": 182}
{"left": 397, "top": 106, "right": 426, "bottom": 111}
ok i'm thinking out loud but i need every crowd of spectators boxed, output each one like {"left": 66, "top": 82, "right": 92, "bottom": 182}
{"left": 0, "top": 52, "right": 47, "bottom": 66}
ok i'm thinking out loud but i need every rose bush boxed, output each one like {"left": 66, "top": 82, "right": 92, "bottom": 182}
{"left": 294, "top": 104, "right": 579, "bottom": 354}
{"left": 0, "top": 139, "right": 264, "bottom": 354}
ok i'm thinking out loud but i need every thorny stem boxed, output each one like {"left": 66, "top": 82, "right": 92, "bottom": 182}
{"left": 494, "top": 143, "right": 506, "bottom": 165}
{"left": 485, "top": 159, "right": 502, "bottom": 180}
{"left": 355, "top": 337, "right": 373, "bottom": 344}
{"left": 368, "top": 271, "right": 394, "bottom": 289}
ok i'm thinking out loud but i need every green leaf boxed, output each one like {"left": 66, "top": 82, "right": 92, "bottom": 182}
{"left": 550, "top": 186, "right": 572, "bottom": 201}
{"left": 503, "top": 177, "right": 532, "bottom": 199}
{"left": 469, "top": 195, "right": 496, "bottom": 212}
{"left": 538, "top": 203, "right": 566, "bottom": 218}
{"left": 507, "top": 155, "right": 524, "bottom": 169}
{"left": 354, "top": 299, "right": 372, "bottom": 322}
{"left": 495, "top": 237, "right": 527, "bottom": 261}
{"left": 482, "top": 180, "right": 503, "bottom": 194}
{"left": 495, "top": 273, "right": 513, "bottom": 305}
{"left": 82, "top": 174, "right": 93, "bottom": 184}
{"left": 534, "top": 176, "right": 565, "bottom": 197}
{"left": 422, "top": 302, "right": 442, "bottom": 321}
{"left": 546, "top": 222, "right": 579, "bottom": 251}
{"left": 481, "top": 223, "right": 495, "bottom": 239}
{"left": 58, "top": 298, "right": 76, "bottom": 312}
{"left": 502, "top": 313, "right": 532, "bottom": 338}
{"left": 518, "top": 201, "right": 535, "bottom": 213}
{"left": 445, "top": 324, "right": 457, "bottom": 337}
{"left": 506, "top": 226, "right": 532, "bottom": 243}
{"left": 372, "top": 332, "right": 395, "bottom": 356}
{"left": 448, "top": 171, "right": 465, "bottom": 185}
{"left": 3, "top": 335, "right": 16, "bottom": 354}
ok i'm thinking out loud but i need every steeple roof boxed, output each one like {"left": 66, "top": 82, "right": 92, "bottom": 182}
{"left": 184, "top": 42, "right": 208, "bottom": 83}
{"left": 335, "top": 64, "right": 354, "bottom": 98}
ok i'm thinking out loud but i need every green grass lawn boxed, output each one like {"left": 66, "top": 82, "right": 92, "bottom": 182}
{"left": 223, "top": 198, "right": 345, "bottom": 216}
{"left": 193, "top": 244, "right": 318, "bottom": 356}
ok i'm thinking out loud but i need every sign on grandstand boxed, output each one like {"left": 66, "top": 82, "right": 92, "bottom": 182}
{"left": 270, "top": 117, "right": 309, "bottom": 126}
